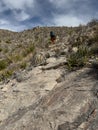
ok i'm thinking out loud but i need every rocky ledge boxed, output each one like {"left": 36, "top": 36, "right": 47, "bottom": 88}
{"left": 0, "top": 43, "right": 98, "bottom": 130}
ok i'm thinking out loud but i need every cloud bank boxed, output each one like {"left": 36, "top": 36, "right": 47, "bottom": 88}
{"left": 0, "top": 0, "right": 98, "bottom": 31}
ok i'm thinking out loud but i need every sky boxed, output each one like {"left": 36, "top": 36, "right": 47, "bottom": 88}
{"left": 0, "top": 0, "right": 98, "bottom": 32}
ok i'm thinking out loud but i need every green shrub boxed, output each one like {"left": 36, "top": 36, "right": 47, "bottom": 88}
{"left": 0, "top": 70, "right": 13, "bottom": 81}
{"left": 68, "top": 29, "right": 73, "bottom": 35}
{"left": 3, "top": 48, "right": 9, "bottom": 53}
{"left": 72, "top": 41, "right": 81, "bottom": 47}
{"left": 23, "top": 44, "right": 35, "bottom": 57}
{"left": 67, "top": 46, "right": 89, "bottom": 70}
{"left": 0, "top": 60, "right": 8, "bottom": 70}
{"left": 67, "top": 53, "right": 87, "bottom": 70}
{"left": 4, "top": 70, "right": 13, "bottom": 78}
{"left": 20, "top": 62, "right": 27, "bottom": 69}
{"left": 17, "top": 44, "right": 23, "bottom": 48}
{"left": 93, "top": 35, "right": 98, "bottom": 42}
{"left": 27, "top": 44, "right": 35, "bottom": 53}
{"left": 77, "top": 45, "right": 90, "bottom": 57}
{"left": 5, "top": 39, "right": 11, "bottom": 44}
{"left": 0, "top": 48, "right": 2, "bottom": 52}
{"left": 89, "top": 44, "right": 98, "bottom": 55}
{"left": 88, "top": 35, "right": 98, "bottom": 44}
{"left": 14, "top": 55, "right": 23, "bottom": 62}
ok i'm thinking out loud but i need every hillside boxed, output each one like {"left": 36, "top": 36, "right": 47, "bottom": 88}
{"left": 0, "top": 20, "right": 98, "bottom": 130}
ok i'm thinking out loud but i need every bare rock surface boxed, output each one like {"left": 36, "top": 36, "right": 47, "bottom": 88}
{"left": 0, "top": 43, "right": 98, "bottom": 130}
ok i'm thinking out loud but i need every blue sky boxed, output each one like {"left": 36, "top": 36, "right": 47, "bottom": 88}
{"left": 0, "top": 0, "right": 98, "bottom": 32}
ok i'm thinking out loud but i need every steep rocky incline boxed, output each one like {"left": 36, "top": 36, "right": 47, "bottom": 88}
{"left": 0, "top": 43, "right": 98, "bottom": 130}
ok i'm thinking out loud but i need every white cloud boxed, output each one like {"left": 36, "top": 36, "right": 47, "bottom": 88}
{"left": 53, "top": 14, "right": 87, "bottom": 26}
{"left": 0, "top": 19, "right": 27, "bottom": 31}
{"left": 13, "top": 10, "right": 30, "bottom": 21}
{"left": 49, "top": 0, "right": 69, "bottom": 8}
{"left": 0, "top": 23, "right": 27, "bottom": 32}
{"left": 3, "top": 0, "right": 34, "bottom": 9}
{"left": 0, "top": 20, "right": 10, "bottom": 25}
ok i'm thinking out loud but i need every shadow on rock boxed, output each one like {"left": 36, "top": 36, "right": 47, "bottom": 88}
{"left": 87, "top": 62, "right": 98, "bottom": 80}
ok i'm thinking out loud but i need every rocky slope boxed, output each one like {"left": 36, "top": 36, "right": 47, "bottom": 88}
{"left": 0, "top": 20, "right": 98, "bottom": 130}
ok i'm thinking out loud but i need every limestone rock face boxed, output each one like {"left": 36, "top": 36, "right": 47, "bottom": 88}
{"left": 0, "top": 52, "right": 98, "bottom": 130}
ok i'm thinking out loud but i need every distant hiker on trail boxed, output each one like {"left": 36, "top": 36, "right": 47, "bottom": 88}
{"left": 50, "top": 31, "right": 56, "bottom": 44}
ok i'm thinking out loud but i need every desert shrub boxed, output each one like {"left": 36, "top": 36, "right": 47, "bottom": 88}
{"left": 77, "top": 45, "right": 90, "bottom": 57}
{"left": 3, "top": 70, "right": 13, "bottom": 78}
{"left": 13, "top": 55, "right": 23, "bottom": 62}
{"left": 0, "top": 60, "right": 8, "bottom": 70}
{"left": 89, "top": 44, "right": 98, "bottom": 55}
{"left": 72, "top": 41, "right": 81, "bottom": 47}
{"left": 68, "top": 29, "right": 73, "bottom": 35}
{"left": 92, "top": 34, "right": 98, "bottom": 42}
{"left": 27, "top": 44, "right": 35, "bottom": 53}
{"left": 3, "top": 47, "right": 9, "bottom": 53}
{"left": 0, "top": 47, "right": 2, "bottom": 52}
{"left": 88, "top": 34, "right": 98, "bottom": 45}
{"left": 5, "top": 39, "right": 11, "bottom": 44}
{"left": 0, "top": 70, "right": 13, "bottom": 81}
{"left": 17, "top": 44, "right": 23, "bottom": 48}
{"left": 67, "top": 53, "right": 87, "bottom": 70}
{"left": 67, "top": 46, "right": 89, "bottom": 70}
{"left": 23, "top": 43, "right": 35, "bottom": 57}
{"left": 20, "top": 62, "right": 27, "bottom": 69}
{"left": 6, "top": 54, "right": 23, "bottom": 63}
{"left": 6, "top": 55, "right": 13, "bottom": 64}
{"left": 87, "top": 19, "right": 98, "bottom": 27}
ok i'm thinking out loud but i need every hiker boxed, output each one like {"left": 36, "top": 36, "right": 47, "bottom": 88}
{"left": 50, "top": 31, "right": 56, "bottom": 44}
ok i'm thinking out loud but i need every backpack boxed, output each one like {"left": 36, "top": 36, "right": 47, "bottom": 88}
{"left": 50, "top": 31, "right": 55, "bottom": 37}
